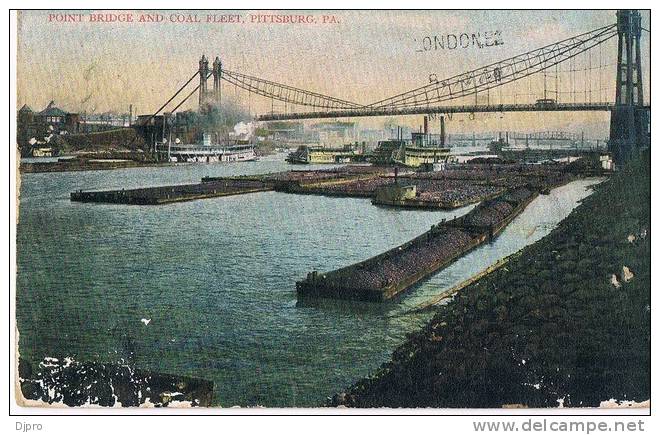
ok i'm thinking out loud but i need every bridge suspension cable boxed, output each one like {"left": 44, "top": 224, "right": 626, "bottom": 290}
{"left": 168, "top": 73, "right": 212, "bottom": 114}
{"left": 220, "top": 68, "right": 365, "bottom": 110}
{"left": 137, "top": 71, "right": 199, "bottom": 127}
{"left": 125, "top": 71, "right": 201, "bottom": 147}
{"left": 367, "top": 23, "right": 618, "bottom": 110}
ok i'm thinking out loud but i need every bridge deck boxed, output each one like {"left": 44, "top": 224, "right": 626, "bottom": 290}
{"left": 257, "top": 102, "right": 621, "bottom": 121}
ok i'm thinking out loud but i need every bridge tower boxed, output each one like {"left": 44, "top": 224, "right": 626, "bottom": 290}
{"left": 212, "top": 57, "right": 222, "bottom": 107}
{"left": 609, "top": 10, "right": 649, "bottom": 164}
{"left": 198, "top": 55, "right": 210, "bottom": 112}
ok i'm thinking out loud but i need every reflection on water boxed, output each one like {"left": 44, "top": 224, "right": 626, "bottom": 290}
{"left": 16, "top": 155, "right": 600, "bottom": 407}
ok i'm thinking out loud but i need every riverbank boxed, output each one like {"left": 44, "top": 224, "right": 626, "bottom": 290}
{"left": 331, "top": 150, "right": 649, "bottom": 408}
{"left": 18, "top": 357, "right": 213, "bottom": 407}
{"left": 20, "top": 158, "right": 170, "bottom": 173}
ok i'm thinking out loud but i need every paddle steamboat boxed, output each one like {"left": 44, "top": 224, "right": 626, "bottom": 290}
{"left": 157, "top": 133, "right": 256, "bottom": 163}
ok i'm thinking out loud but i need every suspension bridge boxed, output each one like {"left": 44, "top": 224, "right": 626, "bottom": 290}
{"left": 141, "top": 10, "right": 649, "bottom": 164}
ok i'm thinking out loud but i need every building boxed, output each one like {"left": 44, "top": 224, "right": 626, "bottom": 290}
{"left": 79, "top": 112, "right": 132, "bottom": 133}
{"left": 164, "top": 110, "right": 200, "bottom": 144}
{"left": 309, "top": 121, "right": 357, "bottom": 147}
{"left": 135, "top": 114, "right": 166, "bottom": 148}
{"left": 356, "top": 128, "right": 387, "bottom": 147}
{"left": 16, "top": 101, "right": 80, "bottom": 154}
{"left": 264, "top": 121, "right": 305, "bottom": 141}
{"left": 17, "top": 104, "right": 36, "bottom": 148}
{"left": 35, "top": 100, "right": 80, "bottom": 133}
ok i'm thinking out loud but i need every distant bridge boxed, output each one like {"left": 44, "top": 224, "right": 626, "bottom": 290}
{"left": 509, "top": 131, "right": 585, "bottom": 142}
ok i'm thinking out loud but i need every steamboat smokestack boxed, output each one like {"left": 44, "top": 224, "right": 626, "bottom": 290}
{"left": 440, "top": 116, "right": 446, "bottom": 146}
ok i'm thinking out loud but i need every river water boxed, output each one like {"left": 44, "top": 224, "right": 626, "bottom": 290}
{"left": 16, "top": 153, "right": 600, "bottom": 407}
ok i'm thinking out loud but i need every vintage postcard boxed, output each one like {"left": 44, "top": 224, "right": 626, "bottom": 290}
{"left": 10, "top": 7, "right": 651, "bottom": 416}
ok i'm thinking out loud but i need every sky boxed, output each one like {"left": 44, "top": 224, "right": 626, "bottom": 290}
{"left": 16, "top": 10, "right": 651, "bottom": 137}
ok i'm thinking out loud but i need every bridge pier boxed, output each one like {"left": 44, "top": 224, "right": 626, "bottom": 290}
{"left": 608, "top": 10, "right": 649, "bottom": 165}
{"left": 198, "top": 55, "right": 222, "bottom": 112}
{"left": 212, "top": 57, "right": 222, "bottom": 106}
{"left": 198, "top": 55, "right": 209, "bottom": 112}
{"left": 609, "top": 106, "right": 649, "bottom": 163}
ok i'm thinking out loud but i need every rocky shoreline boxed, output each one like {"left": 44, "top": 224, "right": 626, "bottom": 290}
{"left": 331, "top": 151, "right": 650, "bottom": 408}
{"left": 18, "top": 357, "right": 214, "bottom": 407}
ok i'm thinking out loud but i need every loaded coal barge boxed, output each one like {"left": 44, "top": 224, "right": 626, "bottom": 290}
{"left": 296, "top": 187, "right": 538, "bottom": 302}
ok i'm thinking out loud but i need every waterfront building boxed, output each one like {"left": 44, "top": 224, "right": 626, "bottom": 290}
{"left": 16, "top": 101, "right": 80, "bottom": 154}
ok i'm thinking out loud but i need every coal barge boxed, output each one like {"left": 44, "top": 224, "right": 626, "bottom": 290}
{"left": 296, "top": 187, "right": 538, "bottom": 302}
{"left": 70, "top": 179, "right": 270, "bottom": 205}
